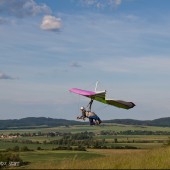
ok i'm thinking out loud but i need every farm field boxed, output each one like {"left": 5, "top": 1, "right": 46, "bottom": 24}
{"left": 1, "top": 123, "right": 170, "bottom": 134}
{"left": 0, "top": 123, "right": 170, "bottom": 169}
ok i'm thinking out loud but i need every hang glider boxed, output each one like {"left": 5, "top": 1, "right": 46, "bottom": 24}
{"left": 69, "top": 88, "right": 135, "bottom": 110}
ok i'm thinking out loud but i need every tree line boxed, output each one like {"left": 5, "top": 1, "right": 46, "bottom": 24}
{"left": 100, "top": 130, "right": 170, "bottom": 135}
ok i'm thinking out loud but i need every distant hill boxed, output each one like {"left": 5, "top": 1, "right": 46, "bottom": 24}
{"left": 104, "top": 117, "right": 170, "bottom": 127}
{"left": 0, "top": 117, "right": 86, "bottom": 130}
{"left": 0, "top": 117, "right": 170, "bottom": 130}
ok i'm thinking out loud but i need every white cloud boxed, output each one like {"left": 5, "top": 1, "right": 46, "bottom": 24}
{"left": 23, "top": 0, "right": 51, "bottom": 16}
{"left": 0, "top": 0, "right": 51, "bottom": 18}
{"left": 78, "top": 0, "right": 122, "bottom": 9}
{"left": 115, "top": 0, "right": 122, "bottom": 6}
{"left": 40, "top": 15, "right": 62, "bottom": 31}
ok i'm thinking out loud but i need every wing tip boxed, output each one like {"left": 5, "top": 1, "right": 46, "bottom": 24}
{"left": 129, "top": 102, "right": 136, "bottom": 109}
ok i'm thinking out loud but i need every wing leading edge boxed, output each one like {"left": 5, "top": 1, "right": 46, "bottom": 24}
{"left": 69, "top": 88, "right": 135, "bottom": 110}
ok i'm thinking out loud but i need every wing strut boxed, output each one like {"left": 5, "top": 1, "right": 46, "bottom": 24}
{"left": 86, "top": 99, "right": 93, "bottom": 111}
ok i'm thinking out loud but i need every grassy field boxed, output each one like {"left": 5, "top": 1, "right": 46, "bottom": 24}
{"left": 16, "top": 147, "right": 170, "bottom": 169}
{"left": 1, "top": 123, "right": 170, "bottom": 134}
{"left": 21, "top": 150, "right": 103, "bottom": 162}
{"left": 1, "top": 123, "right": 170, "bottom": 169}
{"left": 0, "top": 140, "right": 58, "bottom": 150}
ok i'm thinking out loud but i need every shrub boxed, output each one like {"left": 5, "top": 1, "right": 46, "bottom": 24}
{"left": 0, "top": 152, "right": 23, "bottom": 167}
{"left": 20, "top": 146, "right": 30, "bottom": 152}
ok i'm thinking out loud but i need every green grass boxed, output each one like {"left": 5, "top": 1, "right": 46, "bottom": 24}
{"left": 0, "top": 140, "right": 58, "bottom": 151}
{"left": 1, "top": 123, "right": 170, "bottom": 135}
{"left": 1, "top": 124, "right": 170, "bottom": 169}
{"left": 16, "top": 150, "right": 104, "bottom": 169}
{"left": 15, "top": 147, "right": 170, "bottom": 169}
{"left": 109, "top": 142, "right": 162, "bottom": 149}
{"left": 0, "top": 124, "right": 170, "bottom": 152}
{"left": 20, "top": 150, "right": 104, "bottom": 162}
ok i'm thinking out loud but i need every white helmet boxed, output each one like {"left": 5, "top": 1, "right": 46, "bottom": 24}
{"left": 80, "top": 106, "right": 85, "bottom": 110}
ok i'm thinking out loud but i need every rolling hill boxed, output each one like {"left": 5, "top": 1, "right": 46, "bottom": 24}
{"left": 0, "top": 117, "right": 86, "bottom": 130}
{"left": 104, "top": 117, "right": 170, "bottom": 127}
{"left": 0, "top": 117, "right": 170, "bottom": 129}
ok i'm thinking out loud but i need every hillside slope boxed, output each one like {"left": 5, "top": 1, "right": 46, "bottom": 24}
{"left": 0, "top": 117, "right": 86, "bottom": 129}
{"left": 104, "top": 117, "right": 170, "bottom": 127}
{"left": 0, "top": 117, "right": 170, "bottom": 129}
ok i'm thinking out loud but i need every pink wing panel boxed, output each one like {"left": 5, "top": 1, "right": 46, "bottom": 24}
{"left": 69, "top": 88, "right": 96, "bottom": 96}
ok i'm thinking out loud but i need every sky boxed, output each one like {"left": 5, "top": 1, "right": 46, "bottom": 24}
{"left": 1, "top": 0, "right": 170, "bottom": 121}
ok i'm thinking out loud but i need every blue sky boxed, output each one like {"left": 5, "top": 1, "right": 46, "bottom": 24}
{"left": 1, "top": 0, "right": 170, "bottom": 120}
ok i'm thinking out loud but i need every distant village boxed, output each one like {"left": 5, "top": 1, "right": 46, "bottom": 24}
{"left": 0, "top": 132, "right": 76, "bottom": 139}
{"left": 0, "top": 134, "right": 19, "bottom": 139}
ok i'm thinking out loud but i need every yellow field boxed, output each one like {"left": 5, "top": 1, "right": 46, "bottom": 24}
{"left": 21, "top": 147, "right": 170, "bottom": 169}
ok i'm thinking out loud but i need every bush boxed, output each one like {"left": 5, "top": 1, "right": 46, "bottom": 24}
{"left": 37, "top": 147, "right": 42, "bottom": 150}
{"left": 0, "top": 152, "right": 23, "bottom": 167}
{"left": 13, "top": 146, "right": 20, "bottom": 152}
{"left": 20, "top": 146, "right": 30, "bottom": 152}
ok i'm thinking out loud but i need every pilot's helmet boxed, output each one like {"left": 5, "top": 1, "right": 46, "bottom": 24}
{"left": 80, "top": 106, "right": 85, "bottom": 111}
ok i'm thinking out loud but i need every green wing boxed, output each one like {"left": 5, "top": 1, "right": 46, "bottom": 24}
{"left": 89, "top": 92, "right": 135, "bottom": 110}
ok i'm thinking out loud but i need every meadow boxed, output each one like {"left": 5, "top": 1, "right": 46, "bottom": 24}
{"left": 20, "top": 147, "right": 170, "bottom": 169}
{"left": 0, "top": 123, "right": 170, "bottom": 169}
{"left": 1, "top": 123, "right": 170, "bottom": 134}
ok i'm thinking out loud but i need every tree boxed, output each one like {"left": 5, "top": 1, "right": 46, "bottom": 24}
{"left": 37, "top": 147, "right": 42, "bottom": 150}
{"left": 21, "top": 146, "right": 30, "bottom": 152}
{"left": 114, "top": 138, "right": 118, "bottom": 143}
{"left": 13, "top": 146, "right": 19, "bottom": 152}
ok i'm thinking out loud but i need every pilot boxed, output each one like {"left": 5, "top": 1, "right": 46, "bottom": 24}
{"left": 77, "top": 107, "right": 102, "bottom": 125}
